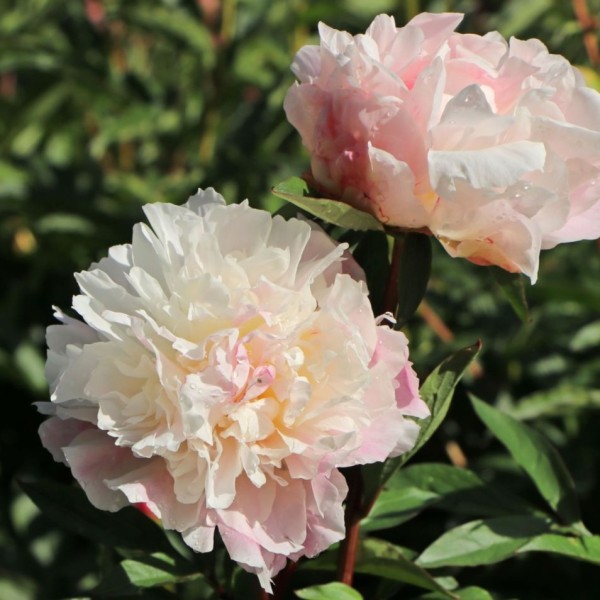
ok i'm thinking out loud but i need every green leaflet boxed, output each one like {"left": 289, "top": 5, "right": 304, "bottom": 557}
{"left": 272, "top": 177, "right": 384, "bottom": 231}
{"left": 470, "top": 396, "right": 583, "bottom": 530}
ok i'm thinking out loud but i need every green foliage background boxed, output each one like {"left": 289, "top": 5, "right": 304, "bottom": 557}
{"left": 1, "top": 0, "right": 599, "bottom": 598}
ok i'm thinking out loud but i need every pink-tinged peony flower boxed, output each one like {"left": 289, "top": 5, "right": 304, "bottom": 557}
{"left": 284, "top": 12, "right": 600, "bottom": 282}
{"left": 37, "top": 189, "right": 428, "bottom": 591}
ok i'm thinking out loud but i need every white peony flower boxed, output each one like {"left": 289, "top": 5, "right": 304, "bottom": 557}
{"left": 38, "top": 188, "right": 428, "bottom": 591}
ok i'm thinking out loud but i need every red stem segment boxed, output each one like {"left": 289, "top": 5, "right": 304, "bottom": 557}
{"left": 382, "top": 234, "right": 405, "bottom": 316}
{"left": 336, "top": 466, "right": 363, "bottom": 586}
{"left": 336, "top": 235, "right": 406, "bottom": 586}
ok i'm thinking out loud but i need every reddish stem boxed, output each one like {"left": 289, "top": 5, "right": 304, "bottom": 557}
{"left": 258, "top": 587, "right": 270, "bottom": 600}
{"left": 382, "top": 234, "right": 405, "bottom": 316}
{"left": 336, "top": 467, "right": 363, "bottom": 586}
{"left": 270, "top": 560, "right": 299, "bottom": 599}
{"left": 572, "top": 0, "right": 600, "bottom": 66}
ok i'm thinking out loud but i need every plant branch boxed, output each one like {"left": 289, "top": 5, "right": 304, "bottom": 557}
{"left": 382, "top": 234, "right": 404, "bottom": 316}
{"left": 572, "top": 0, "right": 600, "bottom": 66}
{"left": 337, "top": 466, "right": 363, "bottom": 586}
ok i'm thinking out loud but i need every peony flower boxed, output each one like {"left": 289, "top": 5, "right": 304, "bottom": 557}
{"left": 284, "top": 12, "right": 600, "bottom": 282}
{"left": 38, "top": 188, "right": 428, "bottom": 591}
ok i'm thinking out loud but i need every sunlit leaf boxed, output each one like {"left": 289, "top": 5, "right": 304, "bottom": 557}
{"left": 517, "top": 533, "right": 600, "bottom": 565}
{"left": 295, "top": 582, "right": 363, "bottom": 600}
{"left": 35, "top": 213, "right": 95, "bottom": 235}
{"left": 361, "top": 487, "right": 439, "bottom": 531}
{"left": 417, "top": 515, "right": 552, "bottom": 568}
{"left": 92, "top": 552, "right": 207, "bottom": 596}
{"left": 272, "top": 177, "right": 384, "bottom": 231}
{"left": 419, "top": 587, "right": 495, "bottom": 600}
{"left": 362, "top": 343, "right": 481, "bottom": 509}
{"left": 303, "top": 539, "right": 456, "bottom": 597}
{"left": 470, "top": 396, "right": 583, "bottom": 530}
{"left": 385, "top": 463, "right": 537, "bottom": 517}
{"left": 14, "top": 342, "right": 46, "bottom": 393}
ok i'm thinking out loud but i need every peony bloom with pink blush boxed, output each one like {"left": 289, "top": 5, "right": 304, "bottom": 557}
{"left": 37, "top": 188, "right": 428, "bottom": 592}
{"left": 284, "top": 12, "right": 600, "bottom": 282}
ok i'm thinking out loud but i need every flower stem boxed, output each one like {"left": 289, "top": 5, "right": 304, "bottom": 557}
{"left": 337, "top": 466, "right": 363, "bottom": 586}
{"left": 572, "top": 0, "right": 600, "bottom": 66}
{"left": 257, "top": 582, "right": 272, "bottom": 600}
{"left": 382, "top": 234, "right": 405, "bottom": 316}
{"left": 270, "top": 560, "right": 298, "bottom": 599}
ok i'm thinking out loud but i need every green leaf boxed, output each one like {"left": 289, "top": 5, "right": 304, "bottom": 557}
{"left": 394, "top": 232, "right": 432, "bottom": 326}
{"left": 489, "top": 267, "right": 529, "bottom": 323}
{"left": 361, "top": 487, "right": 439, "bottom": 532}
{"left": 90, "top": 105, "right": 175, "bottom": 157}
{"left": 569, "top": 320, "right": 600, "bottom": 352}
{"left": 272, "top": 177, "right": 384, "bottom": 231}
{"left": 0, "top": 161, "right": 27, "bottom": 198}
{"left": 419, "top": 587, "right": 494, "bottom": 600}
{"left": 407, "top": 343, "right": 481, "bottom": 465}
{"left": 295, "top": 582, "right": 363, "bottom": 600}
{"left": 352, "top": 538, "right": 456, "bottom": 597}
{"left": 417, "top": 515, "right": 552, "bottom": 568}
{"left": 127, "top": 5, "right": 215, "bottom": 67}
{"left": 384, "top": 463, "right": 537, "bottom": 518}
{"left": 12, "top": 123, "right": 45, "bottom": 158}
{"left": 302, "top": 539, "right": 455, "bottom": 597}
{"left": 92, "top": 552, "right": 207, "bottom": 596}
{"left": 362, "top": 343, "right": 481, "bottom": 509}
{"left": 470, "top": 396, "right": 583, "bottom": 529}
{"left": 352, "top": 231, "right": 390, "bottom": 314}
{"left": 517, "top": 533, "right": 600, "bottom": 565}
{"left": 490, "top": 0, "right": 552, "bottom": 37}
{"left": 35, "top": 213, "right": 95, "bottom": 235}
{"left": 506, "top": 386, "right": 600, "bottom": 420}
{"left": 14, "top": 342, "right": 46, "bottom": 393}
{"left": 19, "top": 480, "right": 174, "bottom": 553}
{"left": 456, "top": 588, "right": 495, "bottom": 600}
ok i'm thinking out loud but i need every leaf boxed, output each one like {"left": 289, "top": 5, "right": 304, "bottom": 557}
{"left": 417, "top": 515, "right": 552, "bottom": 568}
{"left": 12, "top": 123, "right": 45, "bottom": 158}
{"left": 0, "top": 160, "right": 27, "bottom": 198}
{"left": 384, "top": 463, "right": 537, "bottom": 518}
{"left": 127, "top": 5, "right": 215, "bottom": 67}
{"left": 19, "top": 480, "right": 174, "bottom": 553}
{"left": 14, "top": 342, "right": 46, "bottom": 393}
{"left": 470, "top": 396, "right": 583, "bottom": 529}
{"left": 489, "top": 267, "right": 529, "bottom": 323}
{"left": 419, "top": 587, "right": 494, "bottom": 600}
{"left": 272, "top": 177, "right": 384, "bottom": 231}
{"left": 302, "top": 539, "right": 456, "bottom": 597}
{"left": 505, "top": 386, "right": 600, "bottom": 420}
{"left": 90, "top": 106, "right": 177, "bottom": 157}
{"left": 361, "top": 487, "right": 439, "bottom": 532}
{"left": 352, "top": 538, "right": 456, "bottom": 597}
{"left": 295, "top": 582, "right": 363, "bottom": 600}
{"left": 352, "top": 230, "right": 390, "bottom": 314}
{"left": 491, "top": 0, "right": 552, "bottom": 37}
{"left": 92, "top": 552, "right": 207, "bottom": 597}
{"left": 517, "top": 533, "right": 600, "bottom": 565}
{"left": 394, "top": 232, "right": 432, "bottom": 326}
{"left": 569, "top": 320, "right": 600, "bottom": 352}
{"left": 457, "top": 589, "right": 495, "bottom": 600}
{"left": 35, "top": 213, "right": 95, "bottom": 235}
{"left": 407, "top": 343, "right": 481, "bottom": 464}
{"left": 362, "top": 343, "right": 481, "bottom": 509}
